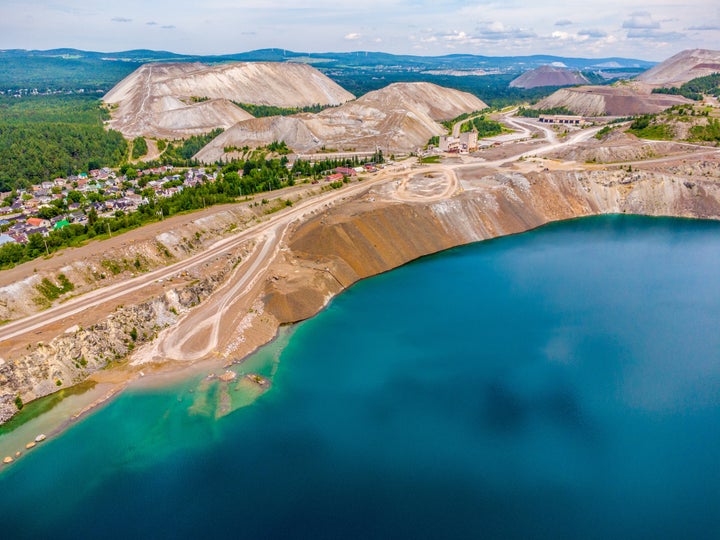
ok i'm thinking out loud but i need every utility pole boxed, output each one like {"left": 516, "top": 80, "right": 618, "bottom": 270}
{"left": 106, "top": 221, "right": 111, "bottom": 238}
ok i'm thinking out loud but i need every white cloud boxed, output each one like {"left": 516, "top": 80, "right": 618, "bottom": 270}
{"left": 0, "top": 0, "right": 715, "bottom": 61}
{"left": 622, "top": 13, "right": 660, "bottom": 30}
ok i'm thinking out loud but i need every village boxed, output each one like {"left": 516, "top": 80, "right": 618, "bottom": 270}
{"left": 0, "top": 158, "right": 384, "bottom": 250}
{"left": 0, "top": 165, "right": 215, "bottom": 246}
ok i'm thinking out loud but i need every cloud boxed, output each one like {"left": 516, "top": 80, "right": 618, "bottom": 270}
{"left": 475, "top": 21, "right": 536, "bottom": 41}
{"left": 626, "top": 28, "right": 685, "bottom": 41}
{"left": 622, "top": 14, "right": 660, "bottom": 29}
{"left": 554, "top": 20, "right": 573, "bottom": 27}
{"left": 551, "top": 27, "right": 609, "bottom": 43}
{"left": 688, "top": 24, "right": 720, "bottom": 31}
{"left": 344, "top": 33, "right": 362, "bottom": 40}
{"left": 111, "top": 17, "right": 132, "bottom": 23}
{"left": 438, "top": 23, "right": 535, "bottom": 48}
{"left": 551, "top": 31, "right": 587, "bottom": 42}
{"left": 146, "top": 21, "right": 158, "bottom": 26}
{"left": 578, "top": 28, "right": 607, "bottom": 38}
{"left": 161, "top": 25, "right": 176, "bottom": 30}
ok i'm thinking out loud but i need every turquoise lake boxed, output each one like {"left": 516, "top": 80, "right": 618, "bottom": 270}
{"left": 1, "top": 215, "right": 719, "bottom": 539}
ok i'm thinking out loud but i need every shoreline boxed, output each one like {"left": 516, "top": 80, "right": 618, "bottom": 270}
{"left": 2, "top": 132, "right": 720, "bottom": 464}
{"left": 0, "top": 325, "right": 294, "bottom": 470}
{"left": 3, "top": 208, "right": 720, "bottom": 470}
{"left": 3, "top": 205, "right": 720, "bottom": 470}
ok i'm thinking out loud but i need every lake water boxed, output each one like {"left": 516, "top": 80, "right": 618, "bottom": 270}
{"left": 1, "top": 215, "right": 719, "bottom": 539}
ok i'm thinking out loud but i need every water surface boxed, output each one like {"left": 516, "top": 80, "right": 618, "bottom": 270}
{"left": 1, "top": 215, "right": 719, "bottom": 539}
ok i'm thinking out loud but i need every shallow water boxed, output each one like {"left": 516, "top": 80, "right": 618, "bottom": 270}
{"left": 1, "top": 215, "right": 719, "bottom": 539}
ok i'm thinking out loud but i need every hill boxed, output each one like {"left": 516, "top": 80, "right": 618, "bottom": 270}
{"left": 102, "top": 62, "right": 354, "bottom": 139}
{"left": 195, "top": 82, "right": 487, "bottom": 161}
{"left": 509, "top": 65, "right": 589, "bottom": 89}
{"left": 533, "top": 85, "right": 692, "bottom": 116}
{"left": 636, "top": 49, "right": 720, "bottom": 87}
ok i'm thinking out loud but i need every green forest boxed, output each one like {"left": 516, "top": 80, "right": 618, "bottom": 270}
{"left": 652, "top": 73, "right": 720, "bottom": 100}
{"left": 233, "top": 102, "right": 333, "bottom": 117}
{"left": 459, "top": 116, "right": 504, "bottom": 137}
{"left": 0, "top": 95, "right": 128, "bottom": 190}
{"left": 516, "top": 106, "right": 578, "bottom": 117}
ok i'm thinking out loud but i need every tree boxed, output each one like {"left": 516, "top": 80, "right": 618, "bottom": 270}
{"left": 87, "top": 207, "right": 98, "bottom": 226}
{"left": 26, "top": 233, "right": 47, "bottom": 258}
{"left": 66, "top": 190, "right": 83, "bottom": 203}
{"left": 132, "top": 137, "right": 148, "bottom": 159}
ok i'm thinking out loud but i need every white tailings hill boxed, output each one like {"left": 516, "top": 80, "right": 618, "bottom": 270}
{"left": 103, "top": 62, "right": 355, "bottom": 139}
{"left": 195, "top": 82, "right": 487, "bottom": 161}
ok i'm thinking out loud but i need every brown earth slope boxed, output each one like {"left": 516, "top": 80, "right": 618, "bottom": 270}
{"left": 636, "top": 49, "right": 720, "bottom": 87}
{"left": 103, "top": 62, "right": 355, "bottom": 139}
{"left": 195, "top": 82, "right": 488, "bottom": 161}
{"left": 534, "top": 85, "right": 691, "bottom": 116}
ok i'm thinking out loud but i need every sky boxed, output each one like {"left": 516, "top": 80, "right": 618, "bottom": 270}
{"left": 0, "top": 0, "right": 718, "bottom": 61}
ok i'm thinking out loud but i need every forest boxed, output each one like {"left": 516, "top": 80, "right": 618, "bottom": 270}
{"left": 0, "top": 95, "right": 128, "bottom": 190}
{"left": 652, "top": 73, "right": 720, "bottom": 100}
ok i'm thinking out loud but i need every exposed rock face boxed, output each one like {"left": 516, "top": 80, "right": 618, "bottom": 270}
{"left": 265, "top": 168, "right": 720, "bottom": 324}
{"left": 636, "top": 49, "right": 720, "bottom": 87}
{"left": 510, "top": 65, "right": 589, "bottom": 89}
{"left": 0, "top": 256, "right": 238, "bottom": 424}
{"left": 195, "top": 82, "right": 488, "bottom": 161}
{"left": 103, "top": 62, "right": 354, "bottom": 139}
{"left": 534, "top": 85, "right": 691, "bottom": 116}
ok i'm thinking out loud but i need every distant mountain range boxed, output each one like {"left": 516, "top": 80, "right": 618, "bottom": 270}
{"left": 0, "top": 47, "right": 656, "bottom": 102}
{"left": 0, "top": 47, "right": 655, "bottom": 71}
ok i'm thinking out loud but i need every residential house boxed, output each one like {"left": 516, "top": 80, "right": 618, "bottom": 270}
{"left": 335, "top": 167, "right": 357, "bottom": 177}
{"left": 27, "top": 217, "right": 50, "bottom": 228}
{"left": 0, "top": 233, "right": 16, "bottom": 246}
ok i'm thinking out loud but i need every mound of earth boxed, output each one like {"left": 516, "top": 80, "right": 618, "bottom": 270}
{"left": 549, "top": 129, "right": 694, "bottom": 163}
{"left": 636, "top": 49, "right": 720, "bottom": 87}
{"left": 509, "top": 65, "right": 589, "bottom": 89}
{"left": 534, "top": 85, "right": 692, "bottom": 116}
{"left": 152, "top": 98, "right": 253, "bottom": 139}
{"left": 195, "top": 116, "right": 320, "bottom": 162}
{"left": 308, "top": 82, "right": 488, "bottom": 150}
{"left": 103, "top": 62, "right": 354, "bottom": 139}
{"left": 196, "top": 82, "right": 488, "bottom": 161}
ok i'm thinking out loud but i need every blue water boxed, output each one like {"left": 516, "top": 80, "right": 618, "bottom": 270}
{"left": 1, "top": 215, "right": 720, "bottom": 539}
